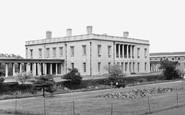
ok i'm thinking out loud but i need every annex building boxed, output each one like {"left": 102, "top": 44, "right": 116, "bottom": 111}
{"left": 25, "top": 26, "right": 150, "bottom": 77}
{"left": 150, "top": 52, "right": 185, "bottom": 73}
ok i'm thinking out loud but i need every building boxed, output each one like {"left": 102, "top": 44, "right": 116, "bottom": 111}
{"left": 25, "top": 26, "right": 150, "bottom": 77}
{"left": 150, "top": 52, "right": 185, "bottom": 72}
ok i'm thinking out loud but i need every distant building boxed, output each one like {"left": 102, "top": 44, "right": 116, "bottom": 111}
{"left": 150, "top": 52, "right": 185, "bottom": 72}
{"left": 25, "top": 26, "right": 150, "bottom": 76}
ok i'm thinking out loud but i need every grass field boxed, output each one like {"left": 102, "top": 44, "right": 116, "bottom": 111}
{"left": 0, "top": 80, "right": 185, "bottom": 115}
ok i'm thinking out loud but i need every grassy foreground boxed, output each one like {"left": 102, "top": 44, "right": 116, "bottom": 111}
{"left": 0, "top": 80, "right": 184, "bottom": 115}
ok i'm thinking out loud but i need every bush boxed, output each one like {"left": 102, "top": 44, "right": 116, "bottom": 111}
{"left": 63, "top": 68, "right": 82, "bottom": 90}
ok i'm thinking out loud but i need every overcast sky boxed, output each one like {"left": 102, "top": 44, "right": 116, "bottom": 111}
{"left": 0, "top": 0, "right": 184, "bottom": 58}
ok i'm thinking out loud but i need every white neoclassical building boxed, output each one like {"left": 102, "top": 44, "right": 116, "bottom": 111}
{"left": 24, "top": 26, "right": 150, "bottom": 77}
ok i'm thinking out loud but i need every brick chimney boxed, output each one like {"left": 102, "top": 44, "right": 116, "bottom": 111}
{"left": 86, "top": 26, "right": 93, "bottom": 34}
{"left": 66, "top": 28, "right": 72, "bottom": 36}
{"left": 46, "top": 31, "right": 52, "bottom": 39}
{"left": 123, "top": 31, "right": 129, "bottom": 38}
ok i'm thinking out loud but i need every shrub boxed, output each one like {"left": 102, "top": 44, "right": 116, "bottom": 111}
{"left": 63, "top": 68, "right": 82, "bottom": 90}
{"left": 14, "top": 72, "right": 32, "bottom": 84}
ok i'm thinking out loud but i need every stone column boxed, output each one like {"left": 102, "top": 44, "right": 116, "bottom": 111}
{"left": 33, "top": 63, "right": 36, "bottom": 76}
{"left": 50, "top": 63, "right": 52, "bottom": 74}
{"left": 126, "top": 45, "right": 129, "bottom": 58}
{"left": 5, "top": 63, "right": 8, "bottom": 77}
{"left": 19, "top": 63, "right": 22, "bottom": 73}
{"left": 130, "top": 45, "right": 133, "bottom": 59}
{"left": 56, "top": 63, "right": 58, "bottom": 75}
{"left": 12, "top": 63, "right": 16, "bottom": 76}
{"left": 44, "top": 63, "right": 47, "bottom": 75}
{"left": 38, "top": 63, "right": 41, "bottom": 76}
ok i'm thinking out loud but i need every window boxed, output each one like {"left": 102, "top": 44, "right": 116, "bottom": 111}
{"left": 97, "top": 45, "right": 101, "bottom": 57}
{"left": 108, "top": 45, "right": 111, "bottom": 58}
{"left": 133, "top": 62, "right": 135, "bottom": 72}
{"left": 108, "top": 62, "right": 111, "bottom": 66}
{"left": 137, "top": 48, "right": 140, "bottom": 58}
{"left": 121, "top": 62, "right": 124, "bottom": 70}
{"left": 83, "top": 62, "right": 86, "bottom": 72}
{"left": 82, "top": 45, "right": 87, "bottom": 55}
{"left": 145, "top": 62, "right": 147, "bottom": 71}
{"left": 71, "top": 63, "right": 74, "bottom": 69}
{"left": 178, "top": 57, "right": 180, "bottom": 60}
{"left": 59, "top": 47, "right": 63, "bottom": 57}
{"left": 144, "top": 48, "right": 147, "bottom": 58}
{"left": 137, "top": 62, "right": 140, "bottom": 72}
{"left": 53, "top": 47, "right": 56, "bottom": 58}
{"left": 39, "top": 48, "right": 42, "bottom": 58}
{"left": 129, "top": 62, "right": 131, "bottom": 72}
{"left": 125, "top": 62, "right": 127, "bottom": 71}
{"left": 46, "top": 48, "right": 50, "bottom": 58}
{"left": 30, "top": 49, "right": 33, "bottom": 58}
{"left": 70, "top": 46, "right": 74, "bottom": 57}
{"left": 98, "top": 62, "right": 101, "bottom": 72}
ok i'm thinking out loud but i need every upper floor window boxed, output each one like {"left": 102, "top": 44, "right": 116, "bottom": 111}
{"left": 53, "top": 47, "right": 56, "bottom": 58}
{"left": 70, "top": 46, "right": 75, "bottom": 57}
{"left": 59, "top": 47, "right": 63, "bottom": 57}
{"left": 30, "top": 49, "right": 33, "bottom": 58}
{"left": 46, "top": 48, "right": 50, "bottom": 58}
{"left": 82, "top": 45, "right": 87, "bottom": 55}
{"left": 98, "top": 62, "right": 101, "bottom": 72}
{"left": 137, "top": 48, "right": 140, "bottom": 58}
{"left": 144, "top": 48, "right": 147, "bottom": 58}
{"left": 39, "top": 48, "right": 42, "bottom": 58}
{"left": 108, "top": 45, "right": 111, "bottom": 58}
{"left": 97, "top": 45, "right": 101, "bottom": 57}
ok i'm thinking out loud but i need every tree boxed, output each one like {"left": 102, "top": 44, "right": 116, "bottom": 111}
{"left": 14, "top": 72, "right": 32, "bottom": 84}
{"left": 62, "top": 68, "right": 82, "bottom": 89}
{"left": 159, "top": 59, "right": 181, "bottom": 80}
{"left": 105, "top": 64, "right": 126, "bottom": 81}
{"left": 33, "top": 75, "right": 56, "bottom": 97}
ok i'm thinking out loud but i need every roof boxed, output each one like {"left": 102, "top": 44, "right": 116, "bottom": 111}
{"left": 150, "top": 52, "right": 185, "bottom": 57}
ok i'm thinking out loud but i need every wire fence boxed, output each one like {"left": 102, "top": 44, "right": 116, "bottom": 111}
{"left": 1, "top": 84, "right": 185, "bottom": 115}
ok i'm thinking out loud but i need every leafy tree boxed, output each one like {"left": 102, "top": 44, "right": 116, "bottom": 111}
{"left": 14, "top": 72, "right": 32, "bottom": 84}
{"left": 63, "top": 68, "right": 82, "bottom": 89}
{"left": 159, "top": 59, "right": 181, "bottom": 80}
{"left": 33, "top": 75, "right": 56, "bottom": 97}
{"left": 105, "top": 64, "right": 126, "bottom": 82}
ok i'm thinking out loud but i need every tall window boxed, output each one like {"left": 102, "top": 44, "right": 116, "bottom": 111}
{"left": 82, "top": 45, "right": 87, "bottom": 55}
{"left": 98, "top": 62, "right": 101, "bottom": 72}
{"left": 137, "top": 48, "right": 140, "bottom": 58}
{"left": 145, "top": 62, "right": 147, "bottom": 71}
{"left": 133, "top": 62, "right": 135, "bottom": 72}
{"left": 70, "top": 46, "right": 74, "bottom": 57}
{"left": 108, "top": 45, "right": 111, "bottom": 58}
{"left": 144, "top": 48, "right": 147, "bottom": 58}
{"left": 59, "top": 47, "right": 63, "bottom": 57}
{"left": 137, "top": 62, "right": 140, "bottom": 72}
{"left": 30, "top": 49, "right": 33, "bottom": 58}
{"left": 97, "top": 45, "right": 101, "bottom": 57}
{"left": 125, "top": 62, "right": 127, "bottom": 71}
{"left": 71, "top": 63, "right": 74, "bottom": 69}
{"left": 39, "top": 48, "right": 42, "bottom": 58}
{"left": 83, "top": 62, "right": 86, "bottom": 72}
{"left": 46, "top": 48, "right": 50, "bottom": 58}
{"left": 53, "top": 47, "right": 56, "bottom": 58}
{"left": 108, "top": 62, "right": 111, "bottom": 66}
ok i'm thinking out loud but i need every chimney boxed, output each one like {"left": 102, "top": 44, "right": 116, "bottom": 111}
{"left": 86, "top": 26, "right": 93, "bottom": 34}
{"left": 66, "top": 28, "right": 72, "bottom": 36}
{"left": 46, "top": 31, "right": 52, "bottom": 39}
{"left": 123, "top": 31, "right": 129, "bottom": 38}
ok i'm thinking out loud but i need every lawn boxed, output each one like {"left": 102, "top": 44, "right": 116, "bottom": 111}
{"left": 0, "top": 80, "right": 184, "bottom": 115}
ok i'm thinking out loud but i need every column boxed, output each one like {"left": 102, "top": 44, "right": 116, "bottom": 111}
{"left": 38, "top": 63, "right": 41, "bottom": 76}
{"left": 130, "top": 62, "right": 133, "bottom": 73}
{"left": 123, "top": 62, "right": 125, "bottom": 73}
{"left": 44, "top": 63, "right": 47, "bottom": 75}
{"left": 56, "top": 63, "right": 58, "bottom": 75}
{"left": 122, "top": 44, "right": 124, "bottom": 58}
{"left": 12, "top": 63, "right": 16, "bottom": 76}
{"left": 126, "top": 45, "right": 129, "bottom": 58}
{"left": 19, "top": 63, "right": 22, "bottom": 73}
{"left": 61, "top": 63, "right": 64, "bottom": 75}
{"left": 117, "top": 44, "right": 120, "bottom": 58}
{"left": 130, "top": 45, "right": 133, "bottom": 59}
{"left": 50, "top": 63, "right": 52, "bottom": 74}
{"left": 26, "top": 63, "right": 30, "bottom": 74}
{"left": 33, "top": 63, "right": 36, "bottom": 76}
{"left": 132, "top": 45, "right": 135, "bottom": 59}
{"left": 5, "top": 63, "right": 8, "bottom": 77}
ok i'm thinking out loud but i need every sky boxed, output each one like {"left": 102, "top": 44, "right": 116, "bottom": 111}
{"left": 0, "top": 0, "right": 184, "bottom": 58}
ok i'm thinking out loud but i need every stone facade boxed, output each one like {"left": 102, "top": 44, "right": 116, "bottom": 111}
{"left": 25, "top": 26, "right": 150, "bottom": 76}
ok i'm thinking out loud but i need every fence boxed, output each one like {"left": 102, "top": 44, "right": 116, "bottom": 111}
{"left": 1, "top": 82, "right": 185, "bottom": 115}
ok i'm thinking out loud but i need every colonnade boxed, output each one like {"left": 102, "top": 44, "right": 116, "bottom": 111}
{"left": 150, "top": 63, "right": 162, "bottom": 72}
{"left": 2, "top": 62, "right": 64, "bottom": 77}
{"left": 115, "top": 44, "right": 135, "bottom": 59}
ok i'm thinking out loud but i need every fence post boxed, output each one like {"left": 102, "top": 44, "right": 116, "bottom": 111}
{"left": 73, "top": 100, "right": 75, "bottom": 115}
{"left": 176, "top": 88, "right": 179, "bottom": 107}
{"left": 110, "top": 103, "right": 113, "bottom": 115}
{"left": 43, "top": 98, "right": 46, "bottom": 115}
{"left": 147, "top": 95, "right": 151, "bottom": 113}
